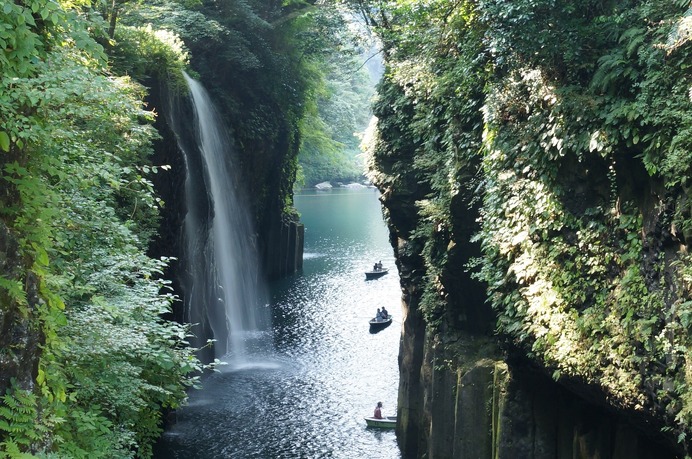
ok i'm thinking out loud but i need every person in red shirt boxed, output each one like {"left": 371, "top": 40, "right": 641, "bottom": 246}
{"left": 374, "top": 401, "right": 383, "bottom": 419}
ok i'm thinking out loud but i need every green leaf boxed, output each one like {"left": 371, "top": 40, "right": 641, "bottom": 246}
{"left": 33, "top": 244, "right": 49, "bottom": 266}
{"left": 0, "top": 131, "right": 10, "bottom": 152}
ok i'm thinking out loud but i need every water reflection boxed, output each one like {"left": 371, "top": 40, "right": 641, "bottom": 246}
{"left": 155, "top": 188, "right": 401, "bottom": 458}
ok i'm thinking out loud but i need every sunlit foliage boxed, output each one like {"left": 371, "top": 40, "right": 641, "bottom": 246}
{"left": 362, "top": 0, "right": 692, "bottom": 448}
{"left": 0, "top": 1, "right": 203, "bottom": 457}
{"left": 2, "top": 0, "right": 354, "bottom": 455}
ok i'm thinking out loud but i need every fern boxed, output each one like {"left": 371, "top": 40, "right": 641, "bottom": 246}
{"left": 0, "top": 384, "right": 44, "bottom": 451}
{"left": 591, "top": 51, "right": 627, "bottom": 93}
{"left": 665, "top": 7, "right": 691, "bottom": 53}
{"left": 0, "top": 439, "right": 38, "bottom": 458}
{"left": 619, "top": 26, "right": 646, "bottom": 58}
{"left": 0, "top": 277, "right": 28, "bottom": 309}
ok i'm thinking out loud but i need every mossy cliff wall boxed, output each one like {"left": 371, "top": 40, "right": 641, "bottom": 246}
{"left": 397, "top": 329, "right": 671, "bottom": 459}
{"left": 366, "top": 2, "right": 691, "bottom": 456}
{"left": 379, "top": 146, "right": 681, "bottom": 458}
{"left": 122, "top": 1, "right": 307, "bottom": 284}
{"left": 0, "top": 222, "right": 42, "bottom": 397}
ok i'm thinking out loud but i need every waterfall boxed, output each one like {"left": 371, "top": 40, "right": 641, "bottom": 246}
{"left": 179, "top": 72, "right": 270, "bottom": 364}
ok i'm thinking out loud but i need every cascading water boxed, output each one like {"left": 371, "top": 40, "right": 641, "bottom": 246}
{"left": 179, "top": 72, "right": 270, "bottom": 364}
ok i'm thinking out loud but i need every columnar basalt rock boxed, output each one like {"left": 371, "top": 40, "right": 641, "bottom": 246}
{"left": 390, "top": 318, "right": 677, "bottom": 458}
{"left": 263, "top": 218, "right": 304, "bottom": 280}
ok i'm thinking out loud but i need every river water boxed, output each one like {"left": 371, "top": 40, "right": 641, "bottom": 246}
{"left": 155, "top": 187, "right": 402, "bottom": 458}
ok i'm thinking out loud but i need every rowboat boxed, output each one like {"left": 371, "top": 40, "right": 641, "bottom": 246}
{"left": 369, "top": 316, "right": 393, "bottom": 332}
{"left": 364, "top": 416, "right": 397, "bottom": 428}
{"left": 365, "top": 268, "right": 388, "bottom": 280}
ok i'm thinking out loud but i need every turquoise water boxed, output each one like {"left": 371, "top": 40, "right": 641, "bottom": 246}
{"left": 155, "top": 187, "right": 402, "bottom": 458}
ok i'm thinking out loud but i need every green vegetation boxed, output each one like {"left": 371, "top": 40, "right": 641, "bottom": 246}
{"left": 296, "top": 12, "right": 377, "bottom": 187}
{"left": 119, "top": 0, "right": 352, "bottom": 219}
{"left": 1, "top": 0, "right": 356, "bottom": 455}
{"left": 0, "top": 1, "right": 204, "bottom": 456}
{"left": 4, "top": 0, "right": 689, "bottom": 454}
{"left": 360, "top": 0, "right": 692, "bottom": 447}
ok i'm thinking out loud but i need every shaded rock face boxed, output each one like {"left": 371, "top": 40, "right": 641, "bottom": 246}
{"left": 263, "top": 219, "right": 304, "bottom": 279}
{"left": 0, "top": 221, "right": 42, "bottom": 395}
{"left": 146, "top": 79, "right": 196, "bottom": 325}
{"left": 147, "top": 77, "right": 304, "bottom": 285}
{"left": 392, "top": 302, "right": 679, "bottom": 459}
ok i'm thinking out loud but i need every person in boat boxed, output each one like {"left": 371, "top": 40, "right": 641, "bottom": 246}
{"left": 375, "top": 308, "right": 383, "bottom": 321}
{"left": 374, "top": 401, "right": 383, "bottom": 419}
{"left": 373, "top": 263, "right": 379, "bottom": 271}
{"left": 381, "top": 306, "right": 389, "bottom": 320}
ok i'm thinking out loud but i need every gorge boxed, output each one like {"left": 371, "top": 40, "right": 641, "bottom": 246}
{"left": 1, "top": 1, "right": 691, "bottom": 458}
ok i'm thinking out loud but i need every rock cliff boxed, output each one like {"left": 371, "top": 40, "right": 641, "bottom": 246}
{"left": 365, "top": 2, "right": 691, "bottom": 455}
{"left": 0, "top": 222, "right": 42, "bottom": 397}
{"left": 375, "top": 101, "right": 683, "bottom": 455}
